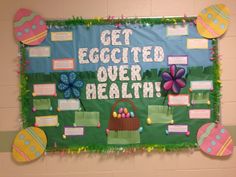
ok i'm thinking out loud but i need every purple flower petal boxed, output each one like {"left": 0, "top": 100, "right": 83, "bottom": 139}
{"left": 162, "top": 72, "right": 172, "bottom": 81}
{"left": 170, "top": 65, "right": 176, "bottom": 78}
{"left": 175, "top": 68, "right": 185, "bottom": 79}
{"left": 176, "top": 79, "right": 186, "bottom": 88}
{"left": 163, "top": 80, "right": 173, "bottom": 91}
{"left": 172, "top": 81, "right": 181, "bottom": 93}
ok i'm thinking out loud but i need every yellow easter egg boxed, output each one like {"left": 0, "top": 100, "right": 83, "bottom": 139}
{"left": 197, "top": 4, "right": 230, "bottom": 38}
{"left": 146, "top": 117, "right": 152, "bottom": 125}
{"left": 113, "top": 111, "right": 118, "bottom": 118}
{"left": 12, "top": 127, "right": 47, "bottom": 163}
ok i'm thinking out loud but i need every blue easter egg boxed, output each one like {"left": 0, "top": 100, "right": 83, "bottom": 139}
{"left": 130, "top": 111, "right": 135, "bottom": 118}
{"left": 138, "top": 127, "right": 143, "bottom": 133}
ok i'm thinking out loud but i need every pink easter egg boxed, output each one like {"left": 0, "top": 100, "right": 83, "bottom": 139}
{"left": 125, "top": 113, "right": 130, "bottom": 118}
{"left": 121, "top": 113, "right": 126, "bottom": 118}
{"left": 197, "top": 123, "right": 234, "bottom": 157}
{"left": 106, "top": 128, "right": 110, "bottom": 135}
{"left": 118, "top": 107, "right": 124, "bottom": 114}
{"left": 14, "top": 8, "right": 47, "bottom": 45}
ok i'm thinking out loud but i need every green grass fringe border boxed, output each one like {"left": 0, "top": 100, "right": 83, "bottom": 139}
{"left": 46, "top": 143, "right": 198, "bottom": 154}
{"left": 212, "top": 39, "right": 221, "bottom": 122}
{"left": 46, "top": 16, "right": 196, "bottom": 28}
{"left": 18, "top": 16, "right": 220, "bottom": 153}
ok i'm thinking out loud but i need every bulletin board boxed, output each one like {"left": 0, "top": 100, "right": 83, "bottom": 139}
{"left": 18, "top": 16, "right": 220, "bottom": 152}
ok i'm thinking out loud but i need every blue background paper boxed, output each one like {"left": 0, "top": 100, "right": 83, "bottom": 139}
{"left": 26, "top": 23, "right": 212, "bottom": 74}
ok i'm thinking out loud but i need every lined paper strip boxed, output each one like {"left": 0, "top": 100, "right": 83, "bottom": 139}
{"left": 167, "top": 25, "right": 188, "bottom": 36}
{"left": 168, "top": 125, "right": 188, "bottom": 133}
{"left": 51, "top": 32, "right": 73, "bottom": 41}
{"left": 58, "top": 99, "right": 80, "bottom": 111}
{"left": 28, "top": 46, "right": 50, "bottom": 57}
{"left": 190, "top": 81, "right": 213, "bottom": 90}
{"left": 189, "top": 109, "right": 211, "bottom": 119}
{"left": 168, "top": 94, "right": 190, "bottom": 106}
{"left": 35, "top": 115, "right": 58, "bottom": 127}
{"left": 52, "top": 59, "right": 75, "bottom": 71}
{"left": 64, "top": 127, "right": 84, "bottom": 136}
{"left": 168, "top": 55, "right": 188, "bottom": 65}
{"left": 33, "top": 84, "right": 56, "bottom": 96}
{"left": 187, "top": 38, "right": 208, "bottom": 49}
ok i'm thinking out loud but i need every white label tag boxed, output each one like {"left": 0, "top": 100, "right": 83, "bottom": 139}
{"left": 168, "top": 125, "right": 188, "bottom": 133}
{"left": 187, "top": 38, "right": 208, "bottom": 49}
{"left": 167, "top": 25, "right": 188, "bottom": 36}
{"left": 168, "top": 94, "right": 190, "bottom": 106}
{"left": 168, "top": 55, "right": 188, "bottom": 65}
{"left": 190, "top": 81, "right": 213, "bottom": 90}
{"left": 64, "top": 127, "right": 84, "bottom": 136}
{"left": 189, "top": 109, "right": 211, "bottom": 119}
{"left": 33, "top": 84, "right": 56, "bottom": 96}
{"left": 28, "top": 46, "right": 50, "bottom": 57}
{"left": 35, "top": 115, "right": 58, "bottom": 127}
{"left": 52, "top": 59, "right": 75, "bottom": 71}
{"left": 51, "top": 32, "right": 73, "bottom": 41}
{"left": 58, "top": 99, "right": 80, "bottom": 111}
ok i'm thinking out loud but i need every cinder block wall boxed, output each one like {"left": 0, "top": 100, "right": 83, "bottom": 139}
{"left": 0, "top": 0, "right": 236, "bottom": 177}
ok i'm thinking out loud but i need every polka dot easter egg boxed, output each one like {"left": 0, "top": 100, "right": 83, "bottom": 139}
{"left": 197, "top": 123, "right": 233, "bottom": 157}
{"left": 196, "top": 4, "right": 230, "bottom": 39}
{"left": 12, "top": 127, "right": 47, "bottom": 163}
{"left": 14, "top": 8, "right": 48, "bottom": 45}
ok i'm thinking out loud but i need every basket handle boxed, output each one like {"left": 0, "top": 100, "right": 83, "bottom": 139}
{"left": 111, "top": 99, "right": 136, "bottom": 116}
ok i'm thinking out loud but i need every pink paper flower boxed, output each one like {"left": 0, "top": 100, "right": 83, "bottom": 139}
{"left": 162, "top": 65, "right": 186, "bottom": 94}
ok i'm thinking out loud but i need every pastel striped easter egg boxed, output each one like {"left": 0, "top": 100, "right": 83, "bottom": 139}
{"left": 14, "top": 8, "right": 47, "bottom": 45}
{"left": 197, "top": 123, "right": 233, "bottom": 157}
{"left": 196, "top": 4, "right": 230, "bottom": 39}
{"left": 12, "top": 127, "right": 47, "bottom": 163}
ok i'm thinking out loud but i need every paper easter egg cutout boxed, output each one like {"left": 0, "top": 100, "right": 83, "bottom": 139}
{"left": 14, "top": 8, "right": 48, "bottom": 45}
{"left": 196, "top": 4, "right": 230, "bottom": 39}
{"left": 197, "top": 123, "right": 233, "bottom": 157}
{"left": 12, "top": 127, "right": 47, "bottom": 163}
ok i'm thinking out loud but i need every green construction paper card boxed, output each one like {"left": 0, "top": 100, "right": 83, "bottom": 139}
{"left": 107, "top": 130, "right": 140, "bottom": 145}
{"left": 33, "top": 99, "right": 52, "bottom": 110}
{"left": 191, "top": 92, "right": 209, "bottom": 104}
{"left": 74, "top": 111, "right": 99, "bottom": 126}
{"left": 148, "top": 105, "right": 173, "bottom": 124}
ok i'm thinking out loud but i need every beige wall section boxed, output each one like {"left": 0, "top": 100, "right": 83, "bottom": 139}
{"left": 0, "top": 0, "right": 235, "bottom": 176}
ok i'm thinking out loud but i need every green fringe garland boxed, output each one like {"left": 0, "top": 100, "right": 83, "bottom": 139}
{"left": 18, "top": 16, "right": 220, "bottom": 153}
{"left": 212, "top": 39, "right": 221, "bottom": 122}
{"left": 19, "top": 44, "right": 31, "bottom": 128}
{"left": 46, "top": 16, "right": 196, "bottom": 28}
{"left": 46, "top": 143, "right": 198, "bottom": 154}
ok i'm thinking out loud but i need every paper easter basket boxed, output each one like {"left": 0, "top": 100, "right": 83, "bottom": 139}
{"left": 108, "top": 99, "right": 140, "bottom": 131}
